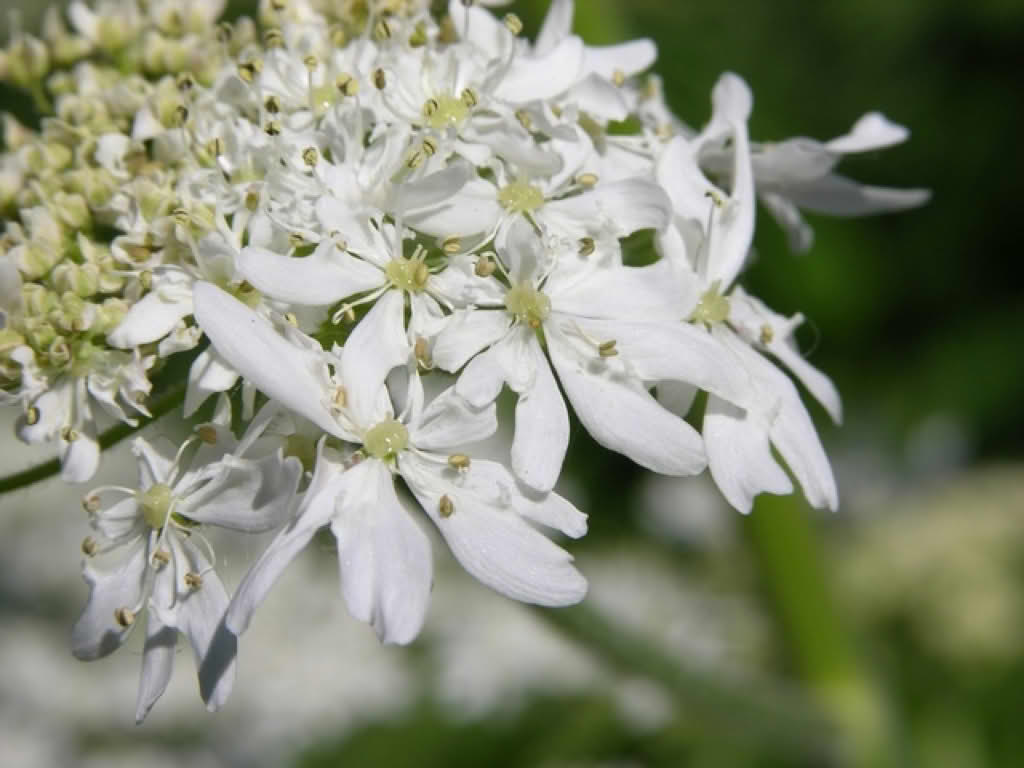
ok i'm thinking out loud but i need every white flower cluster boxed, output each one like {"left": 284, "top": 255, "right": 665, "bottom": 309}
{"left": 0, "top": 0, "right": 926, "bottom": 721}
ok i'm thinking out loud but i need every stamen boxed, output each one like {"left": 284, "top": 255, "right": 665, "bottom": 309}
{"left": 184, "top": 571, "right": 203, "bottom": 590}
{"left": 441, "top": 235, "right": 461, "bottom": 254}
{"left": 598, "top": 340, "right": 618, "bottom": 357}
{"left": 25, "top": 406, "right": 39, "bottom": 425}
{"left": 414, "top": 336, "right": 432, "bottom": 369}
{"left": 760, "top": 324, "right": 774, "bottom": 344}
{"left": 578, "top": 237, "right": 595, "bottom": 256}
{"left": 114, "top": 607, "right": 136, "bottom": 628}
{"left": 474, "top": 254, "right": 496, "bottom": 277}
{"left": 302, "top": 147, "right": 319, "bottom": 166}
{"left": 264, "top": 95, "right": 280, "bottom": 114}
{"left": 333, "top": 386, "right": 348, "bottom": 408}
{"left": 439, "top": 494, "right": 454, "bottom": 518}
{"left": 82, "top": 494, "right": 100, "bottom": 513}
{"left": 151, "top": 548, "right": 170, "bottom": 568}
{"left": 264, "top": 120, "right": 282, "bottom": 136}
{"left": 263, "top": 28, "right": 284, "bottom": 48}
{"left": 612, "top": 69, "right": 626, "bottom": 87}
{"left": 503, "top": 13, "right": 523, "bottom": 35}
{"left": 576, "top": 173, "right": 598, "bottom": 187}
{"left": 197, "top": 425, "right": 218, "bottom": 444}
{"left": 373, "top": 68, "right": 387, "bottom": 90}
{"left": 81, "top": 536, "right": 97, "bottom": 556}
{"left": 447, "top": 454, "right": 470, "bottom": 470}
{"left": 61, "top": 426, "right": 79, "bottom": 442}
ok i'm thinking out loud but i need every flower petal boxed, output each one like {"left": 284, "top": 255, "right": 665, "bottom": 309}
{"left": 411, "top": 387, "right": 498, "bottom": 452}
{"left": 134, "top": 614, "right": 177, "bottom": 724}
{"left": 400, "top": 454, "right": 587, "bottom": 606}
{"left": 71, "top": 545, "right": 148, "bottom": 661}
{"left": 193, "top": 281, "right": 340, "bottom": 436}
{"left": 330, "top": 459, "right": 432, "bottom": 645}
{"left": 432, "top": 309, "right": 512, "bottom": 373}
{"left": 511, "top": 336, "right": 569, "bottom": 494}
{"left": 184, "top": 347, "right": 240, "bottom": 418}
{"left": 496, "top": 36, "right": 584, "bottom": 103}
{"left": 237, "top": 243, "right": 385, "bottom": 306}
{"left": 784, "top": 174, "right": 931, "bottom": 217}
{"left": 825, "top": 112, "right": 909, "bottom": 154}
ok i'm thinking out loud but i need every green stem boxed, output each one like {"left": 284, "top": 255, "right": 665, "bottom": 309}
{"left": 742, "top": 495, "right": 904, "bottom": 768}
{"left": 534, "top": 602, "right": 838, "bottom": 762}
{"left": 0, "top": 382, "right": 186, "bottom": 496}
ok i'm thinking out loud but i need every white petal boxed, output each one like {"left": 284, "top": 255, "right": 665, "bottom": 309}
{"left": 392, "top": 161, "right": 472, "bottom": 215}
{"left": 455, "top": 343, "right": 507, "bottom": 408}
{"left": 565, "top": 74, "right": 628, "bottom": 122}
{"left": 179, "top": 451, "right": 302, "bottom": 532}
{"left": 535, "top": 0, "right": 573, "bottom": 55}
{"left": 404, "top": 178, "right": 503, "bottom": 238}
{"left": 544, "top": 178, "right": 672, "bottom": 238}
{"left": 511, "top": 336, "right": 568, "bottom": 494}
{"left": 784, "top": 174, "right": 931, "bottom": 217}
{"left": 582, "top": 39, "right": 657, "bottom": 79}
{"left": 547, "top": 326, "right": 706, "bottom": 476}
{"left": 184, "top": 347, "right": 239, "bottom": 418}
{"left": 169, "top": 540, "right": 236, "bottom": 712}
{"left": 237, "top": 243, "right": 384, "bottom": 305}
{"left": 400, "top": 454, "right": 587, "bottom": 606}
{"left": 341, "top": 290, "right": 410, "bottom": 429}
{"left": 760, "top": 191, "right": 814, "bottom": 253}
{"left": 496, "top": 36, "right": 585, "bottom": 103}
{"left": 225, "top": 449, "right": 348, "bottom": 635}
{"left": 704, "top": 395, "right": 793, "bottom": 514}
{"left": 825, "top": 112, "right": 909, "bottom": 154}
{"left": 432, "top": 309, "right": 512, "bottom": 373}
{"left": 132, "top": 435, "right": 175, "bottom": 487}
{"left": 107, "top": 288, "right": 193, "bottom": 348}
{"left": 331, "top": 459, "right": 432, "bottom": 645}
{"left": 61, "top": 429, "right": 101, "bottom": 484}
{"left": 411, "top": 387, "right": 498, "bottom": 452}
{"left": 135, "top": 615, "right": 177, "bottom": 724}
{"left": 547, "top": 261, "right": 679, "bottom": 324}
{"left": 193, "top": 282, "right": 340, "bottom": 435}
{"left": 71, "top": 546, "right": 147, "bottom": 660}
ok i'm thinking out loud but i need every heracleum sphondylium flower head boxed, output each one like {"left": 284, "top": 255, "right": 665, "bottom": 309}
{"left": 0, "top": 0, "right": 926, "bottom": 718}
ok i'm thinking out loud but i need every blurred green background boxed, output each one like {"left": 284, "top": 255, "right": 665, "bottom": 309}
{"left": 1, "top": 1, "right": 1022, "bottom": 766}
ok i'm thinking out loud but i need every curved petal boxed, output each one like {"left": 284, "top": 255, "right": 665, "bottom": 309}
{"left": 582, "top": 39, "right": 657, "bottom": 79}
{"left": 60, "top": 429, "right": 101, "bottom": 484}
{"left": 193, "top": 281, "right": 340, "bottom": 436}
{"left": 107, "top": 288, "right": 193, "bottom": 348}
{"left": 544, "top": 178, "right": 672, "bottom": 238}
{"left": 135, "top": 614, "right": 177, "bottom": 724}
{"left": 237, "top": 243, "right": 385, "bottom": 306}
{"left": 411, "top": 387, "right": 498, "bottom": 452}
{"left": 400, "top": 454, "right": 587, "bottom": 606}
{"left": 784, "top": 175, "right": 931, "bottom": 217}
{"left": 825, "top": 112, "right": 909, "bottom": 154}
{"left": 496, "top": 36, "right": 584, "bottom": 103}
{"left": 432, "top": 309, "right": 512, "bottom": 373}
{"left": 71, "top": 545, "right": 148, "bottom": 661}
{"left": 184, "top": 347, "right": 239, "bottom": 418}
{"left": 547, "top": 326, "right": 706, "bottom": 476}
{"left": 331, "top": 459, "right": 432, "bottom": 645}
{"left": 535, "top": 0, "right": 573, "bottom": 55}
{"left": 511, "top": 336, "right": 569, "bottom": 494}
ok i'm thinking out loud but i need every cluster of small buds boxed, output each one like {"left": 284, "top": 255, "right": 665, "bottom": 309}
{"left": 0, "top": 0, "right": 926, "bottom": 720}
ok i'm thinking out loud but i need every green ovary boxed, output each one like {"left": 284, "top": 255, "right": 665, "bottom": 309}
{"left": 364, "top": 419, "right": 409, "bottom": 460}
{"left": 139, "top": 483, "right": 174, "bottom": 529}
{"left": 385, "top": 258, "right": 429, "bottom": 293}
{"left": 426, "top": 94, "right": 469, "bottom": 131}
{"left": 690, "top": 281, "right": 730, "bottom": 327}
{"left": 498, "top": 182, "right": 544, "bottom": 214}
{"left": 505, "top": 281, "right": 551, "bottom": 329}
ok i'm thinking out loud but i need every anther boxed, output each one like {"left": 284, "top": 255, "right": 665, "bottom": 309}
{"left": 474, "top": 255, "right": 496, "bottom": 277}
{"left": 270, "top": 0, "right": 287, "bottom": 9}
{"left": 422, "top": 98, "right": 439, "bottom": 118}
{"left": 374, "top": 19, "right": 392, "bottom": 41}
{"left": 25, "top": 407, "right": 39, "bottom": 425}
{"left": 206, "top": 137, "right": 224, "bottom": 156}
{"left": 503, "top": 13, "right": 523, "bottom": 35}
{"left": 341, "top": 306, "right": 356, "bottom": 323}
{"left": 197, "top": 425, "right": 218, "bottom": 444}
{"left": 114, "top": 607, "right": 136, "bottom": 628}
{"left": 264, "top": 121, "right": 282, "bottom": 136}
{"left": 612, "top": 69, "right": 626, "bottom": 87}
{"left": 82, "top": 494, "right": 100, "bottom": 513}
{"left": 422, "top": 137, "right": 439, "bottom": 157}
{"left": 173, "top": 105, "right": 189, "bottom": 126}
{"left": 441, "top": 235, "right": 460, "bottom": 254}
{"left": 515, "top": 109, "right": 532, "bottom": 131}
{"left": 264, "top": 95, "right": 280, "bottom": 114}
{"left": 184, "top": 571, "right": 203, "bottom": 590}
{"left": 578, "top": 237, "right": 595, "bottom": 256}
{"left": 151, "top": 548, "right": 170, "bottom": 567}
{"left": 140, "top": 270, "right": 153, "bottom": 290}
{"left": 303, "top": 55, "right": 319, "bottom": 71}
{"left": 598, "top": 340, "right": 618, "bottom": 358}
{"left": 447, "top": 454, "right": 470, "bottom": 470}
{"left": 284, "top": 312, "right": 298, "bottom": 326}
{"left": 302, "top": 147, "right": 319, "bottom": 166}
{"left": 760, "top": 324, "right": 774, "bottom": 344}
{"left": 414, "top": 336, "right": 431, "bottom": 369}
{"left": 264, "top": 28, "right": 284, "bottom": 48}
{"left": 81, "top": 536, "right": 97, "bottom": 556}
{"left": 333, "top": 387, "right": 348, "bottom": 408}
{"left": 373, "top": 68, "right": 387, "bottom": 90}
{"left": 439, "top": 494, "right": 454, "bottom": 518}
{"left": 216, "top": 22, "right": 233, "bottom": 43}
{"left": 336, "top": 73, "right": 358, "bottom": 96}
{"left": 460, "top": 88, "right": 478, "bottom": 108}
{"left": 576, "top": 173, "right": 598, "bottom": 187}
{"left": 62, "top": 426, "right": 79, "bottom": 442}
{"left": 176, "top": 73, "right": 194, "bottom": 91}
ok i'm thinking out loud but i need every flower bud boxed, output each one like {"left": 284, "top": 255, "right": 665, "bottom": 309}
{"left": 4, "top": 35, "right": 50, "bottom": 88}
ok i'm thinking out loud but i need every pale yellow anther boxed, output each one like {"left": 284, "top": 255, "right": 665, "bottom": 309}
{"left": 302, "top": 147, "right": 319, "bottom": 166}
{"left": 61, "top": 426, "right": 79, "bottom": 442}
{"left": 460, "top": 88, "right": 478, "bottom": 108}
{"left": 288, "top": 232, "right": 305, "bottom": 247}
{"left": 336, "top": 73, "right": 358, "bottom": 97}
{"left": 284, "top": 312, "right": 298, "bottom": 326}
{"left": 503, "top": 13, "right": 523, "bottom": 35}
{"left": 151, "top": 548, "right": 170, "bottom": 567}
{"left": 579, "top": 237, "right": 596, "bottom": 257}
{"left": 441, "top": 235, "right": 461, "bottom": 254}
{"left": 423, "top": 93, "right": 469, "bottom": 131}
{"left": 447, "top": 454, "right": 470, "bottom": 470}
{"left": 139, "top": 483, "right": 174, "bottom": 530}
{"left": 115, "top": 607, "right": 136, "bottom": 628}
{"left": 373, "top": 68, "right": 387, "bottom": 89}
{"left": 422, "top": 137, "right": 439, "bottom": 157}
{"left": 612, "top": 69, "right": 626, "bottom": 87}
{"left": 26, "top": 407, "right": 39, "bottom": 426}
{"left": 515, "top": 109, "right": 532, "bottom": 131}
{"left": 184, "top": 571, "right": 203, "bottom": 590}
{"left": 414, "top": 336, "right": 431, "bottom": 369}
{"left": 386, "top": 258, "right": 430, "bottom": 293}
{"left": 505, "top": 281, "right": 551, "bottom": 329}
{"left": 197, "top": 425, "right": 218, "bottom": 444}
{"left": 264, "top": 95, "right": 281, "bottom": 114}
{"left": 81, "top": 536, "right": 97, "bottom": 557}
{"left": 206, "top": 137, "right": 224, "bottom": 156}
{"left": 265, "top": 121, "right": 282, "bottom": 136}
{"left": 439, "top": 494, "right": 454, "bottom": 518}
{"left": 406, "top": 148, "right": 426, "bottom": 169}
{"left": 364, "top": 419, "right": 409, "bottom": 460}
{"left": 333, "top": 386, "right": 348, "bottom": 408}
{"left": 374, "top": 19, "right": 392, "bottom": 41}
{"left": 759, "top": 324, "right": 774, "bottom": 345}
{"left": 303, "top": 55, "right": 319, "bottom": 71}
{"left": 474, "top": 255, "right": 496, "bottom": 277}
{"left": 264, "top": 28, "right": 284, "bottom": 48}
{"left": 598, "top": 340, "right": 618, "bottom": 357}
{"left": 576, "top": 173, "right": 598, "bottom": 187}
{"left": 498, "top": 181, "right": 544, "bottom": 214}
{"left": 82, "top": 494, "right": 100, "bottom": 513}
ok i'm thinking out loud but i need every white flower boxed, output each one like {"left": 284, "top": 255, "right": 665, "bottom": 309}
{"left": 656, "top": 73, "right": 838, "bottom": 513}
{"left": 70, "top": 403, "right": 302, "bottom": 722}
{"left": 192, "top": 281, "right": 587, "bottom": 644}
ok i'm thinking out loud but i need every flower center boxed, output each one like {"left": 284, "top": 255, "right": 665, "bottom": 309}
{"left": 689, "top": 281, "right": 731, "bottom": 327}
{"left": 424, "top": 94, "right": 469, "bottom": 131}
{"left": 504, "top": 281, "right": 551, "bottom": 329}
{"left": 139, "top": 483, "right": 174, "bottom": 529}
{"left": 385, "top": 258, "right": 429, "bottom": 293}
{"left": 364, "top": 419, "right": 409, "bottom": 460}
{"left": 498, "top": 181, "right": 544, "bottom": 214}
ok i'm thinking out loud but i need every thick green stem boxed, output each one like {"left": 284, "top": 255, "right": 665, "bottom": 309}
{"left": 742, "top": 495, "right": 904, "bottom": 767}
{"left": 0, "top": 381, "right": 186, "bottom": 496}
